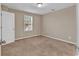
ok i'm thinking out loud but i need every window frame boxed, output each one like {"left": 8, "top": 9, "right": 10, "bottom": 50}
{"left": 24, "top": 15, "right": 33, "bottom": 32}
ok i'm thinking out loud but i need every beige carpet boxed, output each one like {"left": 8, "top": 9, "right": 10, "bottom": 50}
{"left": 1, "top": 36, "right": 76, "bottom": 56}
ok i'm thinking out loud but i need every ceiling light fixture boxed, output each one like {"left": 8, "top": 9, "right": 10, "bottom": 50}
{"left": 36, "top": 3, "right": 43, "bottom": 7}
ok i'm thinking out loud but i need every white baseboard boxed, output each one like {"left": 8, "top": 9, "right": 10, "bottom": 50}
{"left": 16, "top": 34, "right": 41, "bottom": 40}
{"left": 42, "top": 35, "right": 76, "bottom": 45}
{"left": 16, "top": 34, "right": 76, "bottom": 45}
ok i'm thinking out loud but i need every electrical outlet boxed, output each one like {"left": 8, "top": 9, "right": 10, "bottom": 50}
{"left": 68, "top": 36, "right": 72, "bottom": 40}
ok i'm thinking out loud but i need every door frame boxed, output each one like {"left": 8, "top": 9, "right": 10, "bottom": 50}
{"left": 2, "top": 11, "right": 15, "bottom": 45}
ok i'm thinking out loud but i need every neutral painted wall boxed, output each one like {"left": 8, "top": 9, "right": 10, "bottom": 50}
{"left": 42, "top": 6, "right": 76, "bottom": 44}
{"left": 2, "top": 5, "right": 41, "bottom": 40}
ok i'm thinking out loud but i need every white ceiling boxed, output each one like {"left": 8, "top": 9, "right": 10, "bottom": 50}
{"left": 3, "top": 3, "right": 75, "bottom": 15}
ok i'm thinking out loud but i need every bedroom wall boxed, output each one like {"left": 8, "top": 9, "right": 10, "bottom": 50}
{"left": 42, "top": 6, "right": 76, "bottom": 44}
{"left": 2, "top": 5, "right": 41, "bottom": 40}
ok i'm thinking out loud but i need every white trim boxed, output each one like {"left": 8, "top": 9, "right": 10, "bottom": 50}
{"left": 16, "top": 34, "right": 76, "bottom": 45}
{"left": 2, "top": 11, "right": 15, "bottom": 45}
{"left": 42, "top": 35, "right": 76, "bottom": 45}
{"left": 16, "top": 34, "right": 41, "bottom": 40}
{"left": 3, "top": 35, "right": 41, "bottom": 45}
{"left": 3, "top": 34, "right": 76, "bottom": 46}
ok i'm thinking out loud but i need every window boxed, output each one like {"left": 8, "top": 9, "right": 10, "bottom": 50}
{"left": 24, "top": 15, "right": 33, "bottom": 31}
